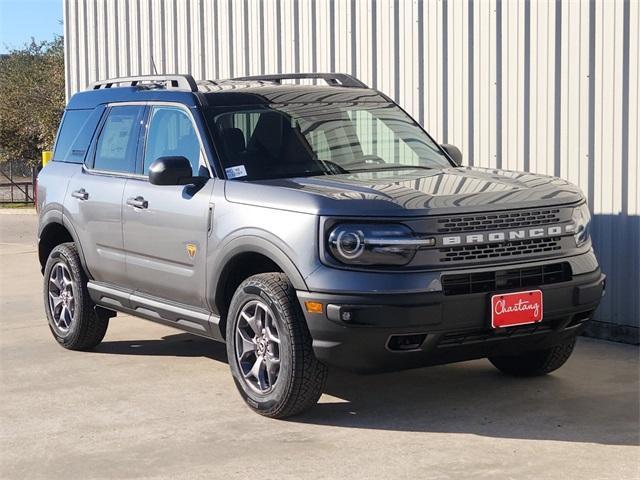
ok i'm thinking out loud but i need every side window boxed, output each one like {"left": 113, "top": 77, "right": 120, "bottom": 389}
{"left": 307, "top": 130, "right": 331, "bottom": 162}
{"left": 94, "top": 106, "right": 143, "bottom": 173}
{"left": 53, "top": 110, "right": 92, "bottom": 163}
{"left": 347, "top": 109, "right": 419, "bottom": 165}
{"left": 53, "top": 108, "right": 105, "bottom": 164}
{"left": 144, "top": 107, "right": 202, "bottom": 175}
{"left": 231, "top": 112, "right": 261, "bottom": 143}
{"left": 347, "top": 109, "right": 442, "bottom": 165}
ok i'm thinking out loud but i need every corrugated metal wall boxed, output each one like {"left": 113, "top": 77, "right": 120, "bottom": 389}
{"left": 64, "top": 0, "right": 639, "bottom": 342}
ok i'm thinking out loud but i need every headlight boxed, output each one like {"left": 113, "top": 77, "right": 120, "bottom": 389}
{"left": 570, "top": 203, "right": 592, "bottom": 247}
{"left": 327, "top": 223, "right": 435, "bottom": 266}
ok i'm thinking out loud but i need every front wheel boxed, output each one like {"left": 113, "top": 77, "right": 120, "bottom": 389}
{"left": 226, "top": 273, "right": 327, "bottom": 418}
{"left": 489, "top": 336, "right": 577, "bottom": 377}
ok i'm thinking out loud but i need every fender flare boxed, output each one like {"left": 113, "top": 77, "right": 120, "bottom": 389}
{"left": 38, "top": 212, "right": 92, "bottom": 278}
{"left": 37, "top": 207, "right": 61, "bottom": 239}
{"left": 209, "top": 234, "right": 308, "bottom": 313}
{"left": 62, "top": 213, "right": 91, "bottom": 277}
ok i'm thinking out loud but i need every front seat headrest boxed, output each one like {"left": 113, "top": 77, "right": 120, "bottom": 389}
{"left": 221, "top": 128, "right": 246, "bottom": 156}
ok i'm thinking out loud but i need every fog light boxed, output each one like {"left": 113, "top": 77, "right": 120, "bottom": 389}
{"left": 326, "top": 305, "right": 357, "bottom": 323}
{"left": 341, "top": 310, "right": 353, "bottom": 322}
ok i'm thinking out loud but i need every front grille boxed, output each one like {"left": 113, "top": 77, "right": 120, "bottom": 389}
{"left": 438, "top": 322, "right": 555, "bottom": 347}
{"left": 436, "top": 208, "right": 562, "bottom": 233}
{"left": 440, "top": 237, "right": 562, "bottom": 263}
{"left": 441, "top": 262, "right": 572, "bottom": 295}
{"left": 404, "top": 205, "right": 576, "bottom": 267}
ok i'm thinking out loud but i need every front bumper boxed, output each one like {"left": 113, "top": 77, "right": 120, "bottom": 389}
{"left": 297, "top": 267, "right": 605, "bottom": 373}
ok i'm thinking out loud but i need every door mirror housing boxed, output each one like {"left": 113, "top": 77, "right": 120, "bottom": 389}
{"left": 148, "top": 156, "right": 206, "bottom": 186}
{"left": 441, "top": 144, "right": 463, "bottom": 167}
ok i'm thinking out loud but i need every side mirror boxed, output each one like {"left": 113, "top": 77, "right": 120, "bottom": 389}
{"left": 441, "top": 144, "right": 463, "bottom": 167}
{"left": 148, "top": 156, "right": 205, "bottom": 186}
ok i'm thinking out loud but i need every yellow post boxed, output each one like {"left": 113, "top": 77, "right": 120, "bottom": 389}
{"left": 42, "top": 150, "right": 52, "bottom": 167}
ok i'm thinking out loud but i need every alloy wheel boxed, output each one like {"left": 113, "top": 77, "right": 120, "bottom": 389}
{"left": 235, "top": 300, "right": 281, "bottom": 394}
{"left": 48, "top": 262, "right": 75, "bottom": 332}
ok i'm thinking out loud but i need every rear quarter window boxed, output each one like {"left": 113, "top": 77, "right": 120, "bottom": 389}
{"left": 53, "top": 107, "right": 105, "bottom": 164}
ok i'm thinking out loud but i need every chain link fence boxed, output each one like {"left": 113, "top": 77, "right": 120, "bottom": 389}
{"left": 0, "top": 160, "right": 37, "bottom": 204}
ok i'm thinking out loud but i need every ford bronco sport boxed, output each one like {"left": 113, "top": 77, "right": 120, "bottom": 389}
{"left": 38, "top": 73, "right": 605, "bottom": 418}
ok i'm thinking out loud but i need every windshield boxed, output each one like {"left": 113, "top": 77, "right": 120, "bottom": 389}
{"left": 208, "top": 102, "right": 451, "bottom": 181}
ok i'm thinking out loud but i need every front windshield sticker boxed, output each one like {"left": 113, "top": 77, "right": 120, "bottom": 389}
{"left": 225, "top": 165, "right": 248, "bottom": 179}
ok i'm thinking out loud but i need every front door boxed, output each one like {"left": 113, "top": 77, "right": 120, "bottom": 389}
{"left": 65, "top": 105, "right": 145, "bottom": 286}
{"left": 122, "top": 105, "right": 213, "bottom": 309}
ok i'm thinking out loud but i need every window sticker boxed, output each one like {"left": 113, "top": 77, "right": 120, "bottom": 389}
{"left": 225, "top": 165, "right": 248, "bottom": 179}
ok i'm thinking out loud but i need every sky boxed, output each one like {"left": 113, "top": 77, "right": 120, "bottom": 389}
{"left": 0, "top": 0, "right": 63, "bottom": 53}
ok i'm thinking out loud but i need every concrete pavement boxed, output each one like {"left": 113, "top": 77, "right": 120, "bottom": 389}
{"left": 1, "top": 212, "right": 638, "bottom": 479}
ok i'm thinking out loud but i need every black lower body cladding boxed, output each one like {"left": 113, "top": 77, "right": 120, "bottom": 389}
{"left": 298, "top": 267, "right": 605, "bottom": 373}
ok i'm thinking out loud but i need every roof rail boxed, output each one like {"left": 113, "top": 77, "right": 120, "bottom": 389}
{"left": 89, "top": 74, "right": 198, "bottom": 92}
{"left": 231, "top": 73, "right": 368, "bottom": 88}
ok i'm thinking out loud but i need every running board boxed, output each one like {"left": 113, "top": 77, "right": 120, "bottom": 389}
{"left": 87, "top": 281, "right": 224, "bottom": 341}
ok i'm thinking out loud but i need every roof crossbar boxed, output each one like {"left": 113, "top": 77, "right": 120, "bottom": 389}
{"left": 231, "top": 73, "right": 368, "bottom": 88}
{"left": 89, "top": 74, "right": 198, "bottom": 92}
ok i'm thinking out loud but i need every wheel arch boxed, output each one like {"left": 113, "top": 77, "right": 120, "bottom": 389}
{"left": 38, "top": 217, "right": 89, "bottom": 277}
{"left": 210, "top": 236, "right": 308, "bottom": 332}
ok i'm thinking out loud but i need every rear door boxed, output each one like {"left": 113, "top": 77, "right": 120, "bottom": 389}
{"left": 121, "top": 104, "right": 214, "bottom": 309}
{"left": 65, "top": 105, "right": 145, "bottom": 286}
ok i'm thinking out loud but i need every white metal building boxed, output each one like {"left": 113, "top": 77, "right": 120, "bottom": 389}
{"left": 63, "top": 0, "right": 639, "bottom": 342}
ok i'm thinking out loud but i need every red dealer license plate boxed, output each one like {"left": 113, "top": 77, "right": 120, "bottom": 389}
{"left": 491, "top": 290, "right": 543, "bottom": 328}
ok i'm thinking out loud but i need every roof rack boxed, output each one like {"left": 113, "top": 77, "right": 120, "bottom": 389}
{"left": 231, "top": 73, "right": 368, "bottom": 88}
{"left": 89, "top": 74, "right": 198, "bottom": 92}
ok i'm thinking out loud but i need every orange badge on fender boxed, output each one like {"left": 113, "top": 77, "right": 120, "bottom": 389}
{"left": 186, "top": 243, "right": 197, "bottom": 259}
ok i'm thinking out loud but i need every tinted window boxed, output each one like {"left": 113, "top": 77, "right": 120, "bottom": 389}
{"left": 94, "top": 106, "right": 143, "bottom": 173}
{"left": 53, "top": 109, "right": 101, "bottom": 163}
{"left": 144, "top": 107, "right": 202, "bottom": 175}
{"left": 209, "top": 103, "right": 449, "bottom": 181}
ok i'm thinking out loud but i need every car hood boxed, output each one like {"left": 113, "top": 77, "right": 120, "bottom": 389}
{"left": 225, "top": 167, "right": 584, "bottom": 216}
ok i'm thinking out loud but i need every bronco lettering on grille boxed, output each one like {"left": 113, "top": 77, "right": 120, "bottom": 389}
{"left": 442, "top": 225, "right": 569, "bottom": 246}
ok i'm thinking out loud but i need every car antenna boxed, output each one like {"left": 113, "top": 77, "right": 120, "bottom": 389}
{"left": 151, "top": 56, "right": 159, "bottom": 75}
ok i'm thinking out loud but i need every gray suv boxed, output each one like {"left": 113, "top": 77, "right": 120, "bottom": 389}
{"left": 38, "top": 73, "right": 605, "bottom": 418}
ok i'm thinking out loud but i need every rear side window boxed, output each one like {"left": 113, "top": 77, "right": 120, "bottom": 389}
{"left": 93, "top": 106, "right": 144, "bottom": 173}
{"left": 53, "top": 108, "right": 103, "bottom": 163}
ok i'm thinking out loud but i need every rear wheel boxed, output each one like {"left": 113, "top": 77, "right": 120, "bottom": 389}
{"left": 226, "top": 273, "right": 327, "bottom": 418}
{"left": 489, "top": 336, "right": 577, "bottom": 377}
{"left": 43, "top": 243, "right": 109, "bottom": 350}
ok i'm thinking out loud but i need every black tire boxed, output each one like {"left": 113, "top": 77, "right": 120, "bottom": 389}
{"left": 489, "top": 336, "right": 577, "bottom": 377}
{"left": 43, "top": 243, "right": 109, "bottom": 350}
{"left": 226, "top": 273, "right": 328, "bottom": 419}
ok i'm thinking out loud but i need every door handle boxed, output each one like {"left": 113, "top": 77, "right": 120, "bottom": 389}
{"left": 71, "top": 188, "right": 89, "bottom": 200}
{"left": 126, "top": 196, "right": 148, "bottom": 209}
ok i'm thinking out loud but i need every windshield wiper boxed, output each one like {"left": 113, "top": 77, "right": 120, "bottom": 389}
{"left": 349, "top": 165, "right": 435, "bottom": 173}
